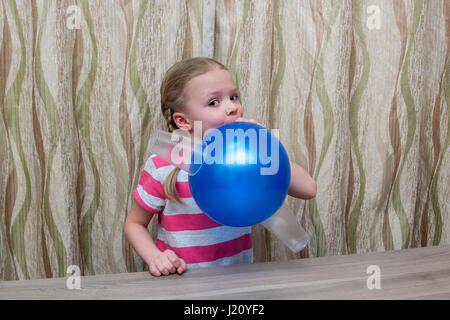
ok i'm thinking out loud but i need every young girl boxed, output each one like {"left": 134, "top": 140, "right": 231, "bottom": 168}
{"left": 123, "top": 57, "right": 317, "bottom": 276}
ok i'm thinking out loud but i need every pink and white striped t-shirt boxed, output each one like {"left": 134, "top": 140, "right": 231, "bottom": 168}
{"left": 133, "top": 154, "right": 253, "bottom": 269}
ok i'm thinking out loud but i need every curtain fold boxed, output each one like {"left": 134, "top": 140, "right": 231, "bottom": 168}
{"left": 0, "top": 0, "right": 448, "bottom": 280}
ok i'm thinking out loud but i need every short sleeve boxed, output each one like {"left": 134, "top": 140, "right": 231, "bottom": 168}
{"left": 133, "top": 155, "right": 166, "bottom": 214}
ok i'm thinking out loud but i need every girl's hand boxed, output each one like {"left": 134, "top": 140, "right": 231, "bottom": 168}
{"left": 235, "top": 117, "right": 264, "bottom": 128}
{"left": 148, "top": 249, "right": 187, "bottom": 276}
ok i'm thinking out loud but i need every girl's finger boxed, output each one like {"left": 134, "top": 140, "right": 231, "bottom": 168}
{"left": 236, "top": 117, "right": 264, "bottom": 127}
{"left": 149, "top": 263, "right": 161, "bottom": 277}
{"left": 160, "top": 254, "right": 176, "bottom": 274}
{"left": 177, "top": 258, "right": 187, "bottom": 274}
{"left": 165, "top": 250, "right": 181, "bottom": 269}
{"left": 155, "top": 258, "right": 169, "bottom": 276}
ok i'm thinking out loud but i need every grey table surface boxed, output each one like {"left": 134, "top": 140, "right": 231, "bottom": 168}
{"left": 1, "top": 245, "right": 449, "bottom": 300}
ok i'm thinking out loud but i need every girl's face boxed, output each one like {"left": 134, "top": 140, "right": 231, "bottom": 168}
{"left": 173, "top": 66, "right": 243, "bottom": 137}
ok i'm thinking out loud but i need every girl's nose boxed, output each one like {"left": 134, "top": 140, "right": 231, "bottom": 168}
{"left": 225, "top": 100, "right": 238, "bottom": 116}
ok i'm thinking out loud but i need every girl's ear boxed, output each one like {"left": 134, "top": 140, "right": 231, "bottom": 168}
{"left": 172, "top": 111, "right": 192, "bottom": 131}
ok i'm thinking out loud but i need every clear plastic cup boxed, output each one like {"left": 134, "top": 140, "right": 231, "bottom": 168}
{"left": 262, "top": 202, "right": 310, "bottom": 253}
{"left": 148, "top": 129, "right": 204, "bottom": 175}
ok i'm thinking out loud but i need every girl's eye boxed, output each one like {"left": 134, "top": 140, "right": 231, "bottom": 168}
{"left": 231, "top": 95, "right": 239, "bottom": 101}
{"left": 208, "top": 99, "right": 219, "bottom": 106}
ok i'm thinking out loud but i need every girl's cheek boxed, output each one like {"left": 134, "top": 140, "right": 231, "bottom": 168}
{"left": 209, "top": 114, "right": 227, "bottom": 128}
{"left": 200, "top": 121, "right": 220, "bottom": 137}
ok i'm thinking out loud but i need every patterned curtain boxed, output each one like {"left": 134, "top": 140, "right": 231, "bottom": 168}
{"left": 0, "top": 0, "right": 448, "bottom": 280}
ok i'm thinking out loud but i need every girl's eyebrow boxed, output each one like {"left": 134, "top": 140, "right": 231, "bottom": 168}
{"left": 204, "top": 88, "right": 239, "bottom": 97}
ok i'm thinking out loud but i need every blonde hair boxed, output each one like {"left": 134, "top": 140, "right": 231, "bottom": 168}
{"left": 160, "top": 57, "right": 227, "bottom": 205}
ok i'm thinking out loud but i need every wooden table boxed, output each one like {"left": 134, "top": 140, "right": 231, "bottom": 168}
{"left": 1, "top": 245, "right": 449, "bottom": 300}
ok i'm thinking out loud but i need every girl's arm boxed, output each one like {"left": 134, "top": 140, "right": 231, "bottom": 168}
{"left": 123, "top": 201, "right": 186, "bottom": 276}
{"left": 288, "top": 161, "right": 317, "bottom": 200}
{"left": 123, "top": 201, "right": 160, "bottom": 264}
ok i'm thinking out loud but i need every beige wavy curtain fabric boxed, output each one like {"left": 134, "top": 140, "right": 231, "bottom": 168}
{"left": 0, "top": 0, "right": 448, "bottom": 280}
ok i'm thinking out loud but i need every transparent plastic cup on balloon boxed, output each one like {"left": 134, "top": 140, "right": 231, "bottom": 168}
{"left": 262, "top": 202, "right": 309, "bottom": 253}
{"left": 148, "top": 129, "right": 204, "bottom": 175}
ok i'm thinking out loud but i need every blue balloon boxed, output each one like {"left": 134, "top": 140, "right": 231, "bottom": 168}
{"left": 188, "top": 122, "right": 291, "bottom": 227}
